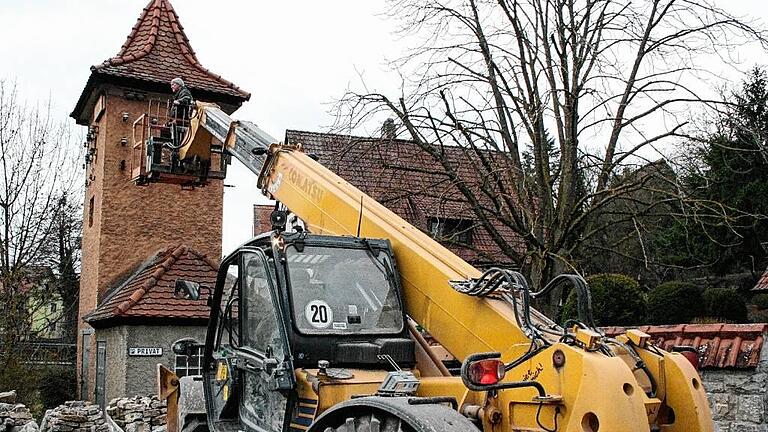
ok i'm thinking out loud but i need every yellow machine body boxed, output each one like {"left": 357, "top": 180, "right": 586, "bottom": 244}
{"left": 252, "top": 145, "right": 713, "bottom": 432}
{"left": 158, "top": 103, "right": 713, "bottom": 432}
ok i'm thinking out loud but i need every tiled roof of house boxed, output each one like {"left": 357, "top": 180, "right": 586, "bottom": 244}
{"left": 753, "top": 268, "right": 768, "bottom": 291}
{"left": 602, "top": 323, "right": 767, "bottom": 369}
{"left": 94, "top": 0, "right": 249, "bottom": 99}
{"left": 286, "top": 130, "right": 524, "bottom": 266}
{"left": 84, "top": 245, "right": 218, "bottom": 326}
{"left": 0, "top": 266, "right": 55, "bottom": 295}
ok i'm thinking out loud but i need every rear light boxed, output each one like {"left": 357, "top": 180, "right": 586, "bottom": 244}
{"left": 467, "top": 359, "right": 506, "bottom": 385}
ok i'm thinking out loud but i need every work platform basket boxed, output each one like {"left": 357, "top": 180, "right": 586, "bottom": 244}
{"left": 131, "top": 100, "right": 228, "bottom": 187}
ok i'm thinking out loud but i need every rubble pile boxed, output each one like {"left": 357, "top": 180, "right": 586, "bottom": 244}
{"left": 39, "top": 401, "right": 107, "bottom": 432}
{"left": 0, "top": 395, "right": 38, "bottom": 432}
{"left": 105, "top": 396, "right": 166, "bottom": 432}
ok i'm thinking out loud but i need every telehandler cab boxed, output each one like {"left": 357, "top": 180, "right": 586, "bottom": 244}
{"left": 137, "top": 101, "right": 714, "bottom": 432}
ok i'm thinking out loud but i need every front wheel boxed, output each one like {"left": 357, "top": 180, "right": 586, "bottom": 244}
{"left": 319, "top": 411, "right": 414, "bottom": 432}
{"left": 308, "top": 397, "right": 479, "bottom": 432}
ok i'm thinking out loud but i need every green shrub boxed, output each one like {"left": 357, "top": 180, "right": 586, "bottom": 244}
{"left": 38, "top": 367, "right": 76, "bottom": 409}
{"left": 0, "top": 358, "right": 41, "bottom": 404}
{"left": 561, "top": 274, "right": 646, "bottom": 326}
{"left": 647, "top": 281, "right": 704, "bottom": 324}
{"left": 702, "top": 288, "right": 748, "bottom": 322}
{"left": 753, "top": 293, "right": 768, "bottom": 310}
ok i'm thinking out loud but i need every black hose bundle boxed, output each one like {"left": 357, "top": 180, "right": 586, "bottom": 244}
{"left": 450, "top": 269, "right": 602, "bottom": 368}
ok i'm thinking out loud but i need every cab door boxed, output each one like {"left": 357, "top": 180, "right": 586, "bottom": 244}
{"left": 203, "top": 249, "right": 294, "bottom": 432}
{"left": 238, "top": 250, "right": 294, "bottom": 432}
{"left": 203, "top": 252, "right": 242, "bottom": 426}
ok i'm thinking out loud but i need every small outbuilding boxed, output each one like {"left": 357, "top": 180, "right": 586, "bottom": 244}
{"left": 83, "top": 245, "right": 216, "bottom": 406}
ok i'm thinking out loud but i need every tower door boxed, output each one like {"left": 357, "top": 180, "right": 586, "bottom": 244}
{"left": 95, "top": 341, "right": 107, "bottom": 409}
{"left": 80, "top": 333, "right": 91, "bottom": 399}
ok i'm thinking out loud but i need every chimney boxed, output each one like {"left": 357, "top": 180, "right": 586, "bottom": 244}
{"left": 381, "top": 118, "right": 397, "bottom": 139}
{"left": 253, "top": 204, "right": 274, "bottom": 236}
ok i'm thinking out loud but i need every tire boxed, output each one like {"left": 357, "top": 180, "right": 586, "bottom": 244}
{"left": 308, "top": 397, "right": 479, "bottom": 432}
{"left": 319, "top": 410, "right": 415, "bottom": 432}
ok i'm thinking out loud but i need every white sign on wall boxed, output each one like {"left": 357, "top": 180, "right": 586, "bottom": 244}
{"left": 128, "top": 347, "right": 163, "bottom": 356}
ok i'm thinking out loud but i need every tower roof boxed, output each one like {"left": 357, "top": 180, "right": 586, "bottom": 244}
{"left": 72, "top": 0, "right": 250, "bottom": 123}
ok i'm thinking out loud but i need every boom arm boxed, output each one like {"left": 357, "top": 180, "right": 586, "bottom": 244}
{"left": 184, "top": 102, "right": 541, "bottom": 361}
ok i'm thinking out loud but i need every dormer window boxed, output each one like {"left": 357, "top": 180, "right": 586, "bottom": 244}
{"left": 428, "top": 217, "right": 474, "bottom": 245}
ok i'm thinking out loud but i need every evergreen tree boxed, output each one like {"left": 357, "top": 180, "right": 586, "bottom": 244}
{"left": 686, "top": 68, "right": 768, "bottom": 275}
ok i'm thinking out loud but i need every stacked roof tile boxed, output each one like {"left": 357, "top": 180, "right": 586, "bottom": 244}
{"left": 286, "top": 130, "right": 525, "bottom": 266}
{"left": 84, "top": 245, "right": 218, "bottom": 325}
{"left": 602, "top": 323, "right": 767, "bottom": 369}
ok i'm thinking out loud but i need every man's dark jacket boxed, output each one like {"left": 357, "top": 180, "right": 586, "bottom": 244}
{"left": 171, "top": 86, "right": 194, "bottom": 119}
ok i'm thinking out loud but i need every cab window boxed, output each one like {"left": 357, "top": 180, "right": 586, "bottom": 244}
{"left": 215, "top": 259, "right": 240, "bottom": 349}
{"left": 285, "top": 245, "right": 404, "bottom": 335}
{"left": 241, "top": 252, "right": 284, "bottom": 360}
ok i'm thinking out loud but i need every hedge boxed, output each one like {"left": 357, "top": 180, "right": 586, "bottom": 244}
{"left": 561, "top": 273, "right": 646, "bottom": 326}
{"left": 647, "top": 281, "right": 704, "bottom": 324}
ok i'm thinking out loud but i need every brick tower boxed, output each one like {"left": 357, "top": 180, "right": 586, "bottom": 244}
{"left": 71, "top": 0, "right": 249, "bottom": 400}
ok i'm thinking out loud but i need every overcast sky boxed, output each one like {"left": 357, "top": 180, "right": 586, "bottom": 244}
{"left": 1, "top": 0, "right": 766, "bottom": 255}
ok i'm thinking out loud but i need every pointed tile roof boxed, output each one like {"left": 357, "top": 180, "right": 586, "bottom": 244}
{"left": 84, "top": 244, "right": 218, "bottom": 327}
{"left": 72, "top": 0, "right": 249, "bottom": 124}
{"left": 96, "top": 0, "right": 249, "bottom": 98}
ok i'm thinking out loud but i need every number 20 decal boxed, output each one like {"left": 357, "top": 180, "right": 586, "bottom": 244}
{"left": 304, "top": 300, "right": 333, "bottom": 329}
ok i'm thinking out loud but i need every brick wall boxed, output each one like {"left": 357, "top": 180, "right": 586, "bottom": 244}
{"left": 253, "top": 204, "right": 273, "bottom": 236}
{"left": 704, "top": 337, "right": 768, "bottom": 432}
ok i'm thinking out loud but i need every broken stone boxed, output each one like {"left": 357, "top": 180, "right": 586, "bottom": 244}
{"left": 9, "top": 413, "right": 32, "bottom": 421}
{"left": 124, "top": 413, "right": 142, "bottom": 423}
{"left": 0, "top": 391, "right": 17, "bottom": 403}
{"left": 18, "top": 421, "right": 39, "bottom": 432}
{"left": 58, "top": 415, "right": 87, "bottom": 423}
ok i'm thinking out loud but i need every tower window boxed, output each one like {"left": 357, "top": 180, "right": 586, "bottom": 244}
{"left": 89, "top": 196, "right": 95, "bottom": 228}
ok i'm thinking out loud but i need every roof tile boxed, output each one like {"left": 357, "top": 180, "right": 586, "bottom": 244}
{"left": 83, "top": 244, "right": 218, "bottom": 323}
{"left": 285, "top": 130, "right": 524, "bottom": 266}
{"left": 603, "top": 323, "right": 767, "bottom": 369}
{"left": 752, "top": 267, "right": 768, "bottom": 291}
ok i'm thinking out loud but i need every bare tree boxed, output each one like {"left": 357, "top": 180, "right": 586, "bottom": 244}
{"left": 336, "top": 0, "right": 767, "bottom": 292}
{"left": 0, "top": 80, "right": 82, "bottom": 397}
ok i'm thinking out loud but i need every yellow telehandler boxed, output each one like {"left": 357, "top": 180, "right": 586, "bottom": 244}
{"left": 135, "top": 102, "right": 712, "bottom": 432}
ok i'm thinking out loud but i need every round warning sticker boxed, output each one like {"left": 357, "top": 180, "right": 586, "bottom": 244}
{"left": 304, "top": 300, "right": 333, "bottom": 329}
